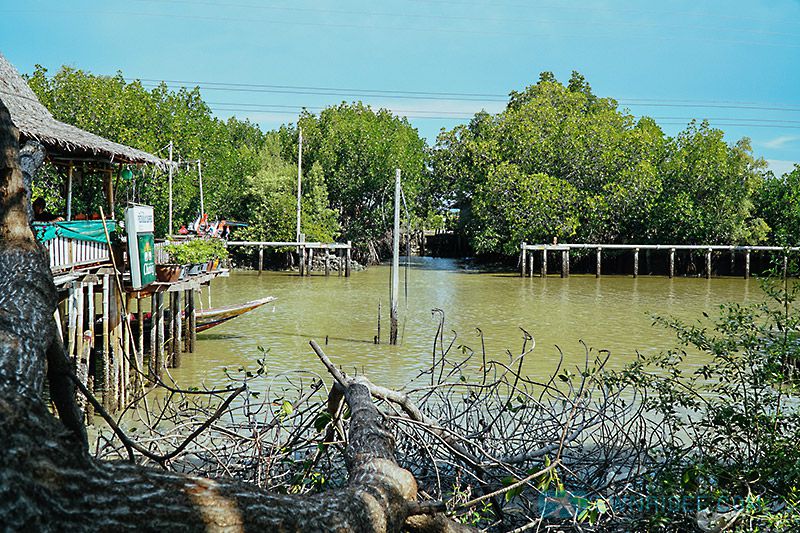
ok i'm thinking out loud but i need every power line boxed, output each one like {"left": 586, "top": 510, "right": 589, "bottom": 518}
{"left": 131, "top": 79, "right": 800, "bottom": 112}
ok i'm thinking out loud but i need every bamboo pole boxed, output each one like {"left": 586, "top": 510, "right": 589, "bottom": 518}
{"left": 102, "top": 275, "right": 110, "bottom": 408}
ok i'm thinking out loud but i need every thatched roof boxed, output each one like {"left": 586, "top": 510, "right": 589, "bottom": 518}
{"left": 0, "top": 53, "right": 164, "bottom": 167}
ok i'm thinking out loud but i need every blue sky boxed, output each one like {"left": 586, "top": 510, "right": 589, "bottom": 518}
{"left": 1, "top": 0, "right": 799, "bottom": 175}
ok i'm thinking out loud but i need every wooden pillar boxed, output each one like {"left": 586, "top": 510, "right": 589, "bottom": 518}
{"left": 529, "top": 251, "right": 534, "bottom": 278}
{"left": 520, "top": 242, "right": 527, "bottom": 277}
{"left": 541, "top": 249, "right": 547, "bottom": 278}
{"left": 325, "top": 249, "right": 330, "bottom": 276}
{"left": 188, "top": 288, "right": 197, "bottom": 353}
{"left": 633, "top": 248, "right": 639, "bottom": 278}
{"left": 171, "top": 291, "right": 181, "bottom": 368}
{"left": 156, "top": 291, "right": 165, "bottom": 374}
{"left": 136, "top": 297, "right": 144, "bottom": 388}
{"left": 730, "top": 251, "right": 735, "bottom": 275}
{"left": 596, "top": 247, "right": 602, "bottom": 278}
{"left": 783, "top": 254, "right": 788, "bottom": 279}
{"left": 299, "top": 246, "right": 306, "bottom": 276}
{"left": 101, "top": 275, "right": 110, "bottom": 406}
{"left": 108, "top": 284, "right": 120, "bottom": 411}
{"left": 669, "top": 248, "right": 675, "bottom": 279}
{"left": 339, "top": 249, "right": 344, "bottom": 277}
{"left": 745, "top": 249, "right": 751, "bottom": 279}
{"left": 67, "top": 282, "right": 78, "bottom": 359}
{"left": 75, "top": 283, "right": 85, "bottom": 361}
{"left": 706, "top": 249, "right": 712, "bottom": 279}
{"left": 165, "top": 291, "right": 175, "bottom": 368}
{"left": 345, "top": 241, "right": 352, "bottom": 277}
{"left": 308, "top": 247, "right": 314, "bottom": 273}
{"left": 561, "top": 250, "right": 569, "bottom": 278}
{"left": 176, "top": 291, "right": 183, "bottom": 355}
{"left": 86, "top": 282, "right": 95, "bottom": 352}
{"left": 150, "top": 292, "right": 159, "bottom": 379}
{"left": 258, "top": 245, "right": 264, "bottom": 275}
{"left": 183, "top": 290, "right": 191, "bottom": 352}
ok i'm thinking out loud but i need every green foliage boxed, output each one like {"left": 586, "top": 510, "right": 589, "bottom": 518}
{"left": 25, "top": 65, "right": 264, "bottom": 235}
{"left": 430, "top": 72, "right": 771, "bottom": 255}
{"left": 238, "top": 134, "right": 339, "bottom": 245}
{"left": 755, "top": 165, "right": 800, "bottom": 246}
{"left": 281, "top": 103, "right": 426, "bottom": 258}
{"left": 165, "top": 238, "right": 228, "bottom": 264}
{"left": 609, "top": 272, "right": 800, "bottom": 530}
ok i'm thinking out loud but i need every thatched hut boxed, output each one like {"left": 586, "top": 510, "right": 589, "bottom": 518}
{"left": 0, "top": 52, "right": 163, "bottom": 222}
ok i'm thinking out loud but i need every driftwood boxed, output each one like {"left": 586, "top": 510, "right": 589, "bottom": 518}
{"left": 0, "top": 100, "right": 471, "bottom": 532}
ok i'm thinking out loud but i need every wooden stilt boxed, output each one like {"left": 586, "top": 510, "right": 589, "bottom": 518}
{"left": 308, "top": 248, "right": 314, "bottom": 273}
{"left": 529, "top": 252, "right": 534, "bottom": 278}
{"left": 171, "top": 291, "right": 181, "bottom": 368}
{"left": 596, "top": 247, "right": 602, "bottom": 278}
{"left": 339, "top": 249, "right": 343, "bottom": 277}
{"left": 299, "top": 246, "right": 306, "bottom": 276}
{"left": 633, "top": 248, "right": 639, "bottom": 278}
{"left": 101, "top": 275, "right": 110, "bottom": 407}
{"left": 176, "top": 291, "right": 183, "bottom": 356}
{"left": 108, "top": 284, "right": 119, "bottom": 411}
{"left": 325, "top": 249, "right": 330, "bottom": 276}
{"left": 745, "top": 250, "right": 751, "bottom": 279}
{"left": 156, "top": 292, "right": 165, "bottom": 376}
{"left": 183, "top": 290, "right": 191, "bottom": 352}
{"left": 166, "top": 291, "right": 175, "bottom": 368}
{"left": 75, "top": 284, "right": 85, "bottom": 363}
{"left": 67, "top": 282, "right": 78, "bottom": 360}
{"left": 541, "top": 249, "right": 547, "bottom": 278}
{"left": 706, "top": 249, "right": 712, "bottom": 279}
{"left": 150, "top": 293, "right": 158, "bottom": 379}
{"left": 669, "top": 248, "right": 675, "bottom": 279}
{"left": 258, "top": 245, "right": 264, "bottom": 275}
{"left": 137, "top": 298, "right": 144, "bottom": 357}
{"left": 188, "top": 288, "right": 197, "bottom": 353}
{"left": 520, "top": 242, "right": 527, "bottom": 277}
{"left": 345, "top": 241, "right": 352, "bottom": 277}
{"left": 561, "top": 250, "right": 569, "bottom": 278}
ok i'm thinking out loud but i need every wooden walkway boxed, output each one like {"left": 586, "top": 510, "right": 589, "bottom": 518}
{"left": 227, "top": 240, "right": 353, "bottom": 276}
{"left": 520, "top": 242, "right": 799, "bottom": 279}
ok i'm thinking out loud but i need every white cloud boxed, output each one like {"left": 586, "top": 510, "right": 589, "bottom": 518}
{"left": 766, "top": 159, "right": 798, "bottom": 176}
{"left": 762, "top": 135, "right": 800, "bottom": 149}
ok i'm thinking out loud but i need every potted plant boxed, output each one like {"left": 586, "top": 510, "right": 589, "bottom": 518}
{"left": 167, "top": 239, "right": 228, "bottom": 276}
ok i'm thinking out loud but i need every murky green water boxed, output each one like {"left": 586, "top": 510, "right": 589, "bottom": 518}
{"left": 169, "top": 257, "right": 758, "bottom": 390}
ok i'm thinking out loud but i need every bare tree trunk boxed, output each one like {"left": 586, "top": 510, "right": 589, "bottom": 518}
{"left": 0, "top": 101, "right": 469, "bottom": 532}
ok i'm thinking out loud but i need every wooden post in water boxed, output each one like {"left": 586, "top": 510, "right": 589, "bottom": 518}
{"left": 783, "top": 254, "right": 788, "bottom": 279}
{"left": 183, "top": 290, "right": 191, "bottom": 352}
{"left": 75, "top": 283, "right": 84, "bottom": 362}
{"left": 171, "top": 291, "right": 181, "bottom": 368}
{"left": 596, "top": 247, "right": 602, "bottom": 278}
{"left": 345, "top": 241, "right": 352, "bottom": 277}
{"left": 561, "top": 249, "right": 570, "bottom": 278}
{"left": 156, "top": 291, "right": 165, "bottom": 378}
{"left": 338, "top": 249, "right": 343, "bottom": 277}
{"left": 390, "top": 168, "right": 401, "bottom": 345}
{"left": 669, "top": 248, "right": 675, "bottom": 279}
{"left": 376, "top": 299, "right": 381, "bottom": 344}
{"left": 745, "top": 249, "right": 751, "bottom": 279}
{"left": 633, "top": 248, "right": 639, "bottom": 278}
{"left": 541, "top": 248, "right": 547, "bottom": 278}
{"left": 188, "top": 288, "right": 197, "bottom": 353}
{"left": 325, "top": 249, "right": 330, "bottom": 276}
{"left": 706, "top": 249, "right": 712, "bottom": 279}
{"left": 308, "top": 247, "right": 314, "bottom": 274}
{"left": 258, "top": 245, "right": 264, "bottom": 275}
{"left": 101, "top": 275, "right": 110, "bottom": 407}
{"left": 520, "top": 242, "right": 527, "bottom": 277}
{"left": 150, "top": 293, "right": 158, "bottom": 378}
{"left": 136, "top": 297, "right": 144, "bottom": 381}
{"left": 67, "top": 283, "right": 77, "bottom": 360}
{"left": 529, "top": 252, "right": 534, "bottom": 278}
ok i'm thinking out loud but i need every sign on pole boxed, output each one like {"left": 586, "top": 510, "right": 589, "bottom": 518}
{"left": 125, "top": 205, "right": 156, "bottom": 290}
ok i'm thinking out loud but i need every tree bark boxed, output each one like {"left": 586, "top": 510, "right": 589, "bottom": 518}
{"left": 0, "top": 101, "right": 470, "bottom": 532}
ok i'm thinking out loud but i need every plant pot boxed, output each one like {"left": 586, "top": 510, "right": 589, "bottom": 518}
{"left": 200, "top": 261, "right": 208, "bottom": 273}
{"left": 179, "top": 265, "right": 189, "bottom": 280}
{"left": 188, "top": 263, "right": 203, "bottom": 276}
{"left": 156, "top": 264, "right": 181, "bottom": 283}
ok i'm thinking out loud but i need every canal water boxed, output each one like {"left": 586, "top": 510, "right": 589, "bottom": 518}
{"left": 169, "top": 257, "right": 758, "bottom": 390}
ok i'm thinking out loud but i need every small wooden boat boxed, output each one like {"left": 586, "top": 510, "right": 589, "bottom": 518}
{"left": 195, "top": 296, "right": 276, "bottom": 332}
{"left": 132, "top": 296, "right": 276, "bottom": 336}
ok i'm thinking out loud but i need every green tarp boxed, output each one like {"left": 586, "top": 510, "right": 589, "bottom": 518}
{"left": 33, "top": 221, "right": 117, "bottom": 244}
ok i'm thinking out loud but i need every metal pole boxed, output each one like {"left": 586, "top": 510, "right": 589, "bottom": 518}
{"left": 390, "top": 168, "right": 400, "bottom": 345}
{"left": 168, "top": 141, "right": 174, "bottom": 235}
{"left": 197, "top": 160, "right": 204, "bottom": 217}
{"left": 296, "top": 128, "right": 303, "bottom": 242}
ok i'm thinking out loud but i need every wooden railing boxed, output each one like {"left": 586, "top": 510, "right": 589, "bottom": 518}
{"left": 44, "top": 235, "right": 110, "bottom": 273}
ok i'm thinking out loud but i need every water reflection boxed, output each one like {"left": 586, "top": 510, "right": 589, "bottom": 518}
{"left": 171, "top": 258, "right": 757, "bottom": 390}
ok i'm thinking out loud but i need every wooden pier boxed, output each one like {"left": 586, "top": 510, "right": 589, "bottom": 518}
{"left": 227, "top": 239, "right": 353, "bottom": 276}
{"left": 520, "top": 242, "right": 799, "bottom": 279}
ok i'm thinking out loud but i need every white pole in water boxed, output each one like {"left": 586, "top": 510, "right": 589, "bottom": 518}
{"left": 390, "top": 168, "right": 401, "bottom": 345}
{"left": 296, "top": 128, "right": 303, "bottom": 243}
{"left": 168, "top": 141, "right": 174, "bottom": 235}
{"left": 197, "top": 160, "right": 204, "bottom": 217}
